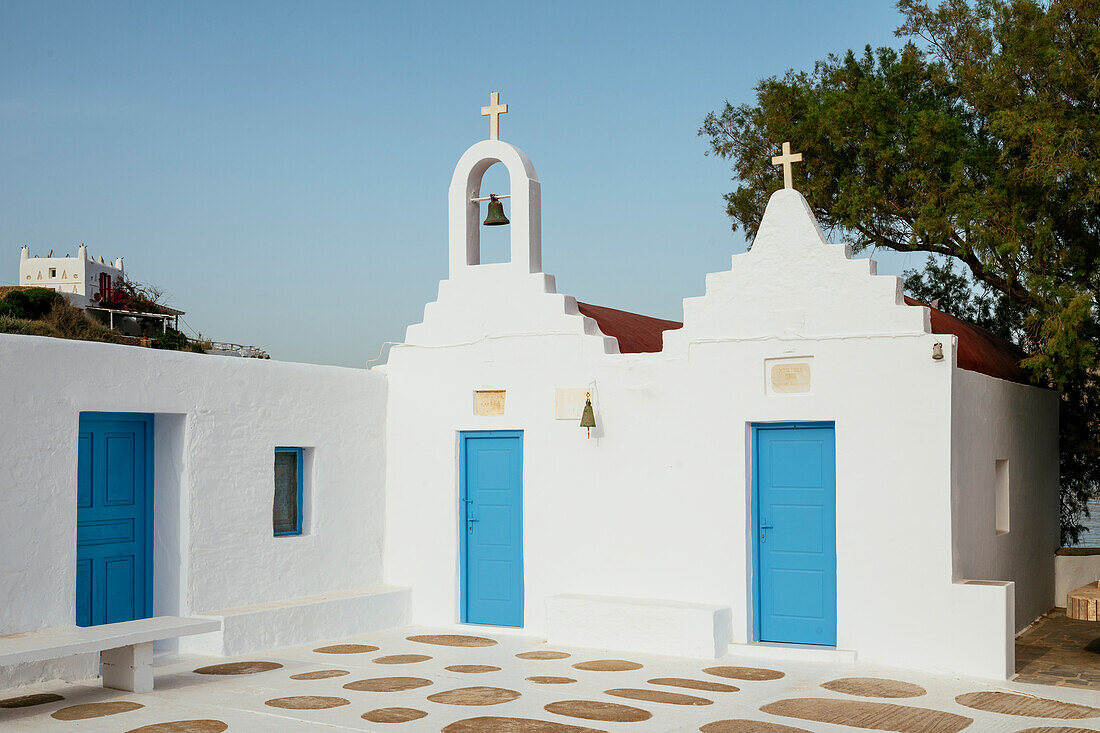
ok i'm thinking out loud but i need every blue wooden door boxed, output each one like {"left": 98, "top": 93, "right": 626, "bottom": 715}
{"left": 754, "top": 423, "right": 837, "bottom": 645}
{"left": 461, "top": 431, "right": 523, "bottom": 627}
{"left": 77, "top": 413, "right": 153, "bottom": 627}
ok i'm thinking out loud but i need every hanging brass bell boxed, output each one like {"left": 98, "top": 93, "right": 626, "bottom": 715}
{"left": 580, "top": 392, "right": 595, "bottom": 438}
{"left": 483, "top": 194, "right": 510, "bottom": 226}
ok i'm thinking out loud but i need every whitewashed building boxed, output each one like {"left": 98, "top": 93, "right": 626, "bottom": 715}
{"left": 19, "top": 244, "right": 125, "bottom": 308}
{"left": 0, "top": 97, "right": 1061, "bottom": 691}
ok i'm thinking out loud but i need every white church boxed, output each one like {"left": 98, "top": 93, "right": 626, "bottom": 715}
{"left": 0, "top": 94, "right": 1061, "bottom": 694}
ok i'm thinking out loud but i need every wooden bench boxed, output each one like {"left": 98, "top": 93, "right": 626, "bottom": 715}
{"left": 0, "top": 616, "right": 220, "bottom": 692}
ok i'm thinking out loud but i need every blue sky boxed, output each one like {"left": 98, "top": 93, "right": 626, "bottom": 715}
{"left": 1, "top": 1, "right": 925, "bottom": 367}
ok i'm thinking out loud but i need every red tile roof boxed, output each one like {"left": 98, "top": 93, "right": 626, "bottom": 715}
{"left": 576, "top": 302, "right": 682, "bottom": 354}
{"left": 903, "top": 296, "right": 1030, "bottom": 384}
{"left": 578, "top": 297, "right": 1031, "bottom": 385}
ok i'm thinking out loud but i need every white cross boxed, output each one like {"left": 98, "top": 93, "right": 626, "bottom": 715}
{"left": 771, "top": 141, "right": 803, "bottom": 190}
{"left": 481, "top": 91, "right": 509, "bottom": 141}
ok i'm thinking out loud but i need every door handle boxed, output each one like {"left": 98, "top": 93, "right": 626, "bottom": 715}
{"left": 760, "top": 523, "right": 774, "bottom": 542}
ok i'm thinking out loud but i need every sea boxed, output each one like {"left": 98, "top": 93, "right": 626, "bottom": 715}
{"left": 1076, "top": 498, "right": 1100, "bottom": 548}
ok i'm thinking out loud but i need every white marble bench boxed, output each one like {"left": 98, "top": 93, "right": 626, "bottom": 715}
{"left": 0, "top": 616, "right": 220, "bottom": 692}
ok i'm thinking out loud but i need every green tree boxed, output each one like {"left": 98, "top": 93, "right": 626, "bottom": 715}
{"left": 0, "top": 288, "right": 63, "bottom": 320}
{"left": 700, "top": 0, "right": 1100, "bottom": 543}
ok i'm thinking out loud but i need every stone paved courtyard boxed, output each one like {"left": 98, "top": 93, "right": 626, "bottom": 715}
{"left": 2, "top": 625, "right": 1100, "bottom": 732}
{"left": 1015, "top": 608, "right": 1100, "bottom": 690}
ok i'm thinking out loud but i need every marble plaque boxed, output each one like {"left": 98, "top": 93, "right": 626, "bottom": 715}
{"left": 768, "top": 361, "right": 811, "bottom": 394}
{"left": 474, "top": 390, "right": 506, "bottom": 416}
{"left": 555, "top": 388, "right": 589, "bottom": 420}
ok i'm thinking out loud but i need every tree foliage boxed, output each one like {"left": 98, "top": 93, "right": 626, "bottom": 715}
{"left": 700, "top": 0, "right": 1100, "bottom": 543}
{"left": 0, "top": 288, "right": 63, "bottom": 320}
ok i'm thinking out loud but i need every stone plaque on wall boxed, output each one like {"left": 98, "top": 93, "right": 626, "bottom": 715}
{"left": 554, "top": 388, "right": 588, "bottom": 420}
{"left": 474, "top": 390, "right": 506, "bottom": 416}
{"left": 765, "top": 357, "right": 813, "bottom": 395}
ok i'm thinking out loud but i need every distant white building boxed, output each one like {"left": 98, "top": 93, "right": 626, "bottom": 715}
{"left": 19, "top": 244, "right": 125, "bottom": 308}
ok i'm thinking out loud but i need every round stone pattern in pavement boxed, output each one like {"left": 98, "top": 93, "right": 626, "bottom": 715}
{"left": 821, "top": 677, "right": 927, "bottom": 699}
{"left": 313, "top": 643, "right": 379, "bottom": 654}
{"left": 527, "top": 676, "right": 578, "bottom": 684}
{"left": 264, "top": 696, "right": 350, "bottom": 710}
{"left": 759, "top": 698, "right": 972, "bottom": 733}
{"left": 605, "top": 688, "right": 713, "bottom": 705}
{"left": 544, "top": 700, "right": 653, "bottom": 722}
{"left": 344, "top": 677, "right": 433, "bottom": 692}
{"left": 444, "top": 718, "right": 607, "bottom": 733}
{"left": 290, "top": 669, "right": 350, "bottom": 680}
{"left": 517, "top": 651, "right": 571, "bottom": 660}
{"left": 0, "top": 692, "right": 64, "bottom": 708}
{"left": 193, "top": 661, "right": 283, "bottom": 675}
{"left": 572, "top": 659, "right": 643, "bottom": 671}
{"left": 447, "top": 665, "right": 502, "bottom": 673}
{"left": 650, "top": 677, "right": 739, "bottom": 692}
{"left": 700, "top": 721, "right": 812, "bottom": 733}
{"left": 703, "top": 666, "right": 784, "bottom": 681}
{"left": 407, "top": 634, "right": 497, "bottom": 647}
{"left": 955, "top": 691, "right": 1100, "bottom": 719}
{"left": 427, "top": 686, "right": 522, "bottom": 705}
{"left": 374, "top": 654, "right": 433, "bottom": 664}
{"left": 51, "top": 701, "right": 144, "bottom": 720}
{"left": 124, "top": 722, "right": 229, "bottom": 733}
{"left": 362, "top": 707, "right": 429, "bottom": 723}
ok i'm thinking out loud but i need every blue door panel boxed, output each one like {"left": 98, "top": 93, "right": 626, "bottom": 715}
{"left": 461, "top": 432, "right": 523, "bottom": 627}
{"left": 754, "top": 424, "right": 837, "bottom": 645}
{"left": 76, "top": 413, "right": 153, "bottom": 627}
{"left": 75, "top": 559, "right": 92, "bottom": 627}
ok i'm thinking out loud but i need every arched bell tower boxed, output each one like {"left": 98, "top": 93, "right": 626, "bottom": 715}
{"left": 400, "top": 93, "right": 617, "bottom": 353}
{"left": 448, "top": 94, "right": 541, "bottom": 278}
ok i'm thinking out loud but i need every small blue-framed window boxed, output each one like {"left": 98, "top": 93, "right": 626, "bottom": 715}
{"left": 274, "top": 447, "right": 304, "bottom": 536}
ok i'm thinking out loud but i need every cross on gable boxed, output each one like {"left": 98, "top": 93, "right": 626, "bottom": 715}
{"left": 481, "top": 92, "right": 509, "bottom": 141}
{"left": 771, "top": 141, "right": 803, "bottom": 190}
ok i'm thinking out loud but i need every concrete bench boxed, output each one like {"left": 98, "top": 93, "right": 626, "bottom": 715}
{"left": 546, "top": 594, "right": 732, "bottom": 658}
{"left": 0, "top": 616, "right": 220, "bottom": 692}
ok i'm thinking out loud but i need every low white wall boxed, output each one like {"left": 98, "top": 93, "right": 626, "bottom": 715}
{"left": 0, "top": 334, "right": 389, "bottom": 689}
{"left": 1055, "top": 550, "right": 1100, "bottom": 608}
{"left": 950, "top": 369, "right": 1060, "bottom": 632}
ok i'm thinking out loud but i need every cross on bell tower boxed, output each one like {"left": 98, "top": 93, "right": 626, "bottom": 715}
{"left": 771, "top": 141, "right": 803, "bottom": 190}
{"left": 481, "top": 91, "right": 509, "bottom": 141}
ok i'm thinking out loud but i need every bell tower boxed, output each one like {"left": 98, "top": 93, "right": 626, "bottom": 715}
{"left": 448, "top": 92, "right": 542, "bottom": 279}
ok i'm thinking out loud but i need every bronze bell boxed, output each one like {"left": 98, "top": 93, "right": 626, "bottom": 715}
{"left": 580, "top": 392, "right": 596, "bottom": 439}
{"left": 483, "top": 194, "right": 510, "bottom": 226}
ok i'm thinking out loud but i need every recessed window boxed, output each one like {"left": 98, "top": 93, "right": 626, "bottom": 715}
{"left": 49, "top": 268, "right": 57, "bottom": 278}
{"left": 274, "top": 447, "right": 304, "bottom": 536}
{"left": 995, "top": 459, "right": 1010, "bottom": 535}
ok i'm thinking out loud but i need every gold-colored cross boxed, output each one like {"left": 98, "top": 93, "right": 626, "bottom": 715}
{"left": 481, "top": 91, "right": 509, "bottom": 141}
{"left": 771, "top": 141, "right": 803, "bottom": 189}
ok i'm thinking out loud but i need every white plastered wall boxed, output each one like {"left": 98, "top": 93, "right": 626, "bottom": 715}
{"left": 950, "top": 368, "right": 1061, "bottom": 630}
{"left": 382, "top": 146, "right": 1055, "bottom": 680}
{"left": 0, "top": 335, "right": 388, "bottom": 688}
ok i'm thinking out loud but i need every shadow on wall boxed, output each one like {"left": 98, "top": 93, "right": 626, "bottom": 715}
{"left": 153, "top": 413, "right": 187, "bottom": 655}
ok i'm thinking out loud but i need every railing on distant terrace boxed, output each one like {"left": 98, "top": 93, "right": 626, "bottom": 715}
{"left": 205, "top": 341, "right": 270, "bottom": 359}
